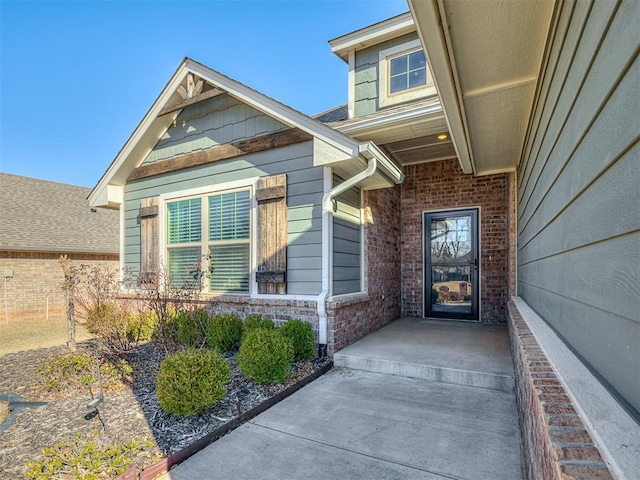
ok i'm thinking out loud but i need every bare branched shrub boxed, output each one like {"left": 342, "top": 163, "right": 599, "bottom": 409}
{"left": 69, "top": 264, "right": 156, "bottom": 352}
{"left": 123, "top": 258, "right": 208, "bottom": 352}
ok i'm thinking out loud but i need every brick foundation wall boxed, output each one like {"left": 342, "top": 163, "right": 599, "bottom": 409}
{"left": 401, "top": 159, "right": 511, "bottom": 322}
{"left": 328, "top": 185, "right": 402, "bottom": 353}
{"left": 204, "top": 295, "right": 319, "bottom": 335}
{"left": 0, "top": 251, "right": 119, "bottom": 322}
{"left": 508, "top": 301, "right": 613, "bottom": 480}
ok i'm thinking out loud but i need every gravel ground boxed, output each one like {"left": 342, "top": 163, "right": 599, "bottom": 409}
{"left": 0, "top": 341, "right": 329, "bottom": 479}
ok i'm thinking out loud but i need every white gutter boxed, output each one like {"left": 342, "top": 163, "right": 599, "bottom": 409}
{"left": 315, "top": 142, "right": 394, "bottom": 358}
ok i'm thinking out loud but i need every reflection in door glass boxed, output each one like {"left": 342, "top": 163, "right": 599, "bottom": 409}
{"left": 430, "top": 265, "right": 473, "bottom": 315}
{"left": 430, "top": 216, "right": 472, "bottom": 262}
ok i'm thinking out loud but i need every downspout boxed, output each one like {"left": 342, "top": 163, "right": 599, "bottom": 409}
{"left": 314, "top": 151, "right": 379, "bottom": 362}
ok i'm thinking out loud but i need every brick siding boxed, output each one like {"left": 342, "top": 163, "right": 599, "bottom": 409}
{"left": 203, "top": 296, "right": 319, "bottom": 334}
{"left": 401, "top": 159, "right": 513, "bottom": 322}
{"left": 327, "top": 185, "right": 402, "bottom": 352}
{"left": 508, "top": 301, "right": 613, "bottom": 480}
{"left": 0, "top": 251, "right": 119, "bottom": 322}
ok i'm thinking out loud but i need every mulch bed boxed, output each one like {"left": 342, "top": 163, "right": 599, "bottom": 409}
{"left": 0, "top": 340, "right": 330, "bottom": 479}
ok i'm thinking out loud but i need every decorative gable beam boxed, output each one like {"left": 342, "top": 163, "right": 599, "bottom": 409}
{"left": 158, "top": 87, "right": 226, "bottom": 117}
{"left": 127, "top": 128, "right": 313, "bottom": 181}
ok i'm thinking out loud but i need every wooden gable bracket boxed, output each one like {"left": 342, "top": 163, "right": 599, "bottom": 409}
{"left": 256, "top": 174, "right": 287, "bottom": 294}
{"left": 158, "top": 72, "right": 227, "bottom": 117}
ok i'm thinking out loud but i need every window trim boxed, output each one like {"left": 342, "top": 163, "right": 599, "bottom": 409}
{"left": 378, "top": 39, "right": 436, "bottom": 108}
{"left": 159, "top": 178, "right": 258, "bottom": 296}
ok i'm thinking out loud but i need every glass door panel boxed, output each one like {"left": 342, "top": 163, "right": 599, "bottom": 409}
{"left": 425, "top": 209, "right": 479, "bottom": 320}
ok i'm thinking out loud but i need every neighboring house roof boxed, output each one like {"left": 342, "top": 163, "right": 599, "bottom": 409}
{"left": 0, "top": 173, "right": 119, "bottom": 255}
{"left": 90, "top": 57, "right": 403, "bottom": 208}
{"left": 408, "top": 0, "right": 554, "bottom": 175}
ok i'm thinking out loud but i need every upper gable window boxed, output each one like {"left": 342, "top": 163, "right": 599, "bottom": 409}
{"left": 379, "top": 39, "right": 436, "bottom": 108}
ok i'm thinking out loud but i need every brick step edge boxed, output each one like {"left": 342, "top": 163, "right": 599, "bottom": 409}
{"left": 114, "top": 361, "right": 333, "bottom": 480}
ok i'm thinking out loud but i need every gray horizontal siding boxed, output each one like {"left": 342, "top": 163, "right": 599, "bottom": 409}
{"left": 143, "top": 94, "right": 288, "bottom": 165}
{"left": 124, "top": 141, "right": 324, "bottom": 295}
{"left": 354, "top": 32, "right": 419, "bottom": 117}
{"left": 517, "top": 0, "right": 640, "bottom": 414}
{"left": 332, "top": 174, "right": 361, "bottom": 295}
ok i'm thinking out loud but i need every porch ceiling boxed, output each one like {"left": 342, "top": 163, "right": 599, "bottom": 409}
{"left": 409, "top": 0, "right": 555, "bottom": 175}
{"left": 332, "top": 99, "right": 456, "bottom": 167}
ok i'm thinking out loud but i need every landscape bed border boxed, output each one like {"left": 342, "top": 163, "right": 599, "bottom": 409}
{"left": 115, "top": 360, "right": 333, "bottom": 480}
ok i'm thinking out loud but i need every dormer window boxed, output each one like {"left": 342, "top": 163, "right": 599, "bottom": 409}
{"left": 390, "top": 49, "right": 426, "bottom": 93}
{"left": 379, "top": 39, "right": 436, "bottom": 108}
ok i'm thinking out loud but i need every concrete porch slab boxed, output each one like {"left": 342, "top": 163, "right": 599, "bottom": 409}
{"left": 334, "top": 318, "right": 514, "bottom": 392}
{"left": 162, "top": 369, "right": 523, "bottom": 480}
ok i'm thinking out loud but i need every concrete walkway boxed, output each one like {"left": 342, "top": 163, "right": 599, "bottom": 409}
{"left": 160, "top": 319, "right": 523, "bottom": 480}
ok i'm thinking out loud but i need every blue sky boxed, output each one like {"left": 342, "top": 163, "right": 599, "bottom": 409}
{"left": 0, "top": 0, "right": 408, "bottom": 187}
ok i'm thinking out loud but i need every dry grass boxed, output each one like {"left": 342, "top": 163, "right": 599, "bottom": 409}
{"left": 0, "top": 401, "right": 8, "bottom": 423}
{"left": 0, "top": 316, "right": 92, "bottom": 356}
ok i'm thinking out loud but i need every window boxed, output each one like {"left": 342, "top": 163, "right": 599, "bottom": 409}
{"left": 378, "top": 39, "right": 435, "bottom": 108}
{"left": 389, "top": 50, "right": 427, "bottom": 93}
{"left": 166, "top": 189, "right": 251, "bottom": 293}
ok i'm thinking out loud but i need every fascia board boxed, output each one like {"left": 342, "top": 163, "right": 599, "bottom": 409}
{"left": 329, "top": 12, "right": 415, "bottom": 60}
{"left": 90, "top": 57, "right": 362, "bottom": 208}
{"left": 336, "top": 103, "right": 444, "bottom": 135}
{"left": 407, "top": 0, "right": 475, "bottom": 175}
{"left": 89, "top": 61, "right": 189, "bottom": 207}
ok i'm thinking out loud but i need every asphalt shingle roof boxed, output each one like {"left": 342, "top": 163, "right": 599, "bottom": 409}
{"left": 313, "top": 104, "right": 348, "bottom": 124}
{"left": 0, "top": 173, "right": 119, "bottom": 254}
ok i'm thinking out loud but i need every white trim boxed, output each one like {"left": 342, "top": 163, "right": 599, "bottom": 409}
{"left": 347, "top": 51, "right": 355, "bottom": 120}
{"left": 329, "top": 12, "right": 415, "bottom": 60}
{"left": 378, "top": 39, "right": 436, "bottom": 108}
{"left": 359, "top": 187, "right": 366, "bottom": 294}
{"left": 329, "top": 292, "right": 369, "bottom": 303}
{"left": 407, "top": 0, "right": 474, "bottom": 175}
{"left": 421, "top": 206, "right": 482, "bottom": 320}
{"left": 316, "top": 166, "right": 334, "bottom": 346}
{"left": 159, "top": 177, "right": 257, "bottom": 296}
{"left": 512, "top": 297, "right": 640, "bottom": 479}
{"left": 336, "top": 102, "right": 443, "bottom": 135}
{"left": 90, "top": 58, "right": 364, "bottom": 208}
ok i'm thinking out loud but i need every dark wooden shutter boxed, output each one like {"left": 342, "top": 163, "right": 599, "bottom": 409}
{"left": 256, "top": 174, "right": 287, "bottom": 294}
{"left": 139, "top": 197, "right": 159, "bottom": 280}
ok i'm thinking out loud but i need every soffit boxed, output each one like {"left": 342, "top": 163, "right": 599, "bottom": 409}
{"left": 409, "top": 0, "right": 554, "bottom": 175}
{"left": 331, "top": 99, "right": 455, "bottom": 166}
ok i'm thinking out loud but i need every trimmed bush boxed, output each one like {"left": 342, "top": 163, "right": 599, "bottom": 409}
{"left": 155, "top": 348, "right": 231, "bottom": 416}
{"left": 242, "top": 314, "right": 274, "bottom": 341}
{"left": 205, "top": 314, "right": 243, "bottom": 352}
{"left": 279, "top": 319, "right": 315, "bottom": 360}
{"left": 237, "top": 329, "right": 294, "bottom": 384}
{"left": 166, "top": 309, "right": 208, "bottom": 347}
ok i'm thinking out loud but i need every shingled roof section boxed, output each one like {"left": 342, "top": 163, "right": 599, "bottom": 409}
{"left": 0, "top": 173, "right": 119, "bottom": 254}
{"left": 313, "top": 104, "right": 348, "bottom": 124}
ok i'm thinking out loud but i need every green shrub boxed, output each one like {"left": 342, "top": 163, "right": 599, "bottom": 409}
{"left": 237, "top": 329, "right": 294, "bottom": 384}
{"left": 85, "top": 302, "right": 157, "bottom": 351}
{"left": 155, "top": 348, "right": 231, "bottom": 416}
{"left": 279, "top": 319, "right": 315, "bottom": 360}
{"left": 242, "top": 314, "right": 274, "bottom": 341}
{"left": 24, "top": 431, "right": 151, "bottom": 480}
{"left": 205, "top": 314, "right": 243, "bottom": 352}
{"left": 166, "top": 309, "right": 209, "bottom": 347}
{"left": 35, "top": 351, "right": 132, "bottom": 394}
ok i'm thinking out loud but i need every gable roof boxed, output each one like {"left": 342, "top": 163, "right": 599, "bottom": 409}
{"left": 0, "top": 173, "right": 119, "bottom": 255}
{"left": 90, "top": 58, "right": 402, "bottom": 208}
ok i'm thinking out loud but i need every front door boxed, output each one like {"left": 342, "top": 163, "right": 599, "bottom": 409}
{"left": 424, "top": 209, "right": 479, "bottom": 320}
